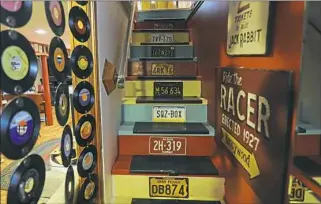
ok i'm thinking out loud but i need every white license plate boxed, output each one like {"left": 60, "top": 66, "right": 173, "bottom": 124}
{"left": 152, "top": 106, "right": 186, "bottom": 122}
{"left": 150, "top": 33, "right": 174, "bottom": 43}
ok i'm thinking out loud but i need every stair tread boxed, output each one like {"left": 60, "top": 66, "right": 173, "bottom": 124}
{"left": 130, "top": 155, "right": 219, "bottom": 175}
{"left": 128, "top": 58, "right": 197, "bottom": 62}
{"left": 133, "top": 122, "right": 209, "bottom": 134}
{"left": 126, "top": 76, "right": 201, "bottom": 80}
{"left": 132, "top": 199, "right": 221, "bottom": 204}
{"left": 136, "top": 96, "right": 203, "bottom": 104}
{"left": 133, "top": 29, "right": 189, "bottom": 32}
{"left": 293, "top": 156, "right": 321, "bottom": 176}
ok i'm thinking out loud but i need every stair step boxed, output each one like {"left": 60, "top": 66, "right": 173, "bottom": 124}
{"left": 127, "top": 59, "right": 197, "bottom": 77}
{"left": 132, "top": 198, "right": 222, "bottom": 204}
{"left": 119, "top": 122, "right": 214, "bottom": 136}
{"left": 293, "top": 156, "right": 321, "bottom": 176}
{"left": 136, "top": 9, "right": 191, "bottom": 21}
{"left": 119, "top": 135, "right": 215, "bottom": 156}
{"left": 124, "top": 80, "right": 201, "bottom": 97}
{"left": 122, "top": 99, "right": 207, "bottom": 123}
{"left": 132, "top": 31, "right": 189, "bottom": 44}
{"left": 134, "top": 21, "right": 187, "bottom": 30}
{"left": 130, "top": 45, "right": 194, "bottom": 59}
{"left": 135, "top": 96, "right": 204, "bottom": 104}
{"left": 133, "top": 29, "right": 189, "bottom": 33}
{"left": 127, "top": 76, "right": 200, "bottom": 80}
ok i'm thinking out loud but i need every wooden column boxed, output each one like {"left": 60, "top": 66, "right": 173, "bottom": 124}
{"left": 40, "top": 55, "right": 53, "bottom": 126}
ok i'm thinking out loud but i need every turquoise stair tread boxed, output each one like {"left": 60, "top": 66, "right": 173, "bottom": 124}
{"left": 130, "top": 45, "right": 194, "bottom": 58}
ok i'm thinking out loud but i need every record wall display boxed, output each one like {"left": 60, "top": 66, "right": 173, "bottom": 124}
{"left": 7, "top": 154, "right": 46, "bottom": 204}
{"left": 65, "top": 166, "right": 75, "bottom": 204}
{"left": 70, "top": 45, "right": 93, "bottom": 79}
{"left": 73, "top": 81, "right": 95, "bottom": 114}
{"left": 55, "top": 83, "right": 70, "bottom": 126}
{"left": 48, "top": 36, "right": 69, "bottom": 82}
{"left": 60, "top": 125, "right": 73, "bottom": 167}
{"left": 77, "top": 145, "right": 97, "bottom": 178}
{"left": 0, "top": 30, "right": 38, "bottom": 95}
{"left": 75, "top": 114, "right": 95, "bottom": 146}
{"left": 76, "top": 1, "right": 88, "bottom": 6}
{"left": 0, "top": 97, "right": 40, "bottom": 160}
{"left": 0, "top": 1, "right": 32, "bottom": 28}
{"left": 44, "top": 1, "right": 66, "bottom": 36}
{"left": 69, "top": 6, "right": 91, "bottom": 43}
{"left": 77, "top": 174, "right": 98, "bottom": 203}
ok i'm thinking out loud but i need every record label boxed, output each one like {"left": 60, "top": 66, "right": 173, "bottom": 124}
{"left": 49, "top": 1, "right": 62, "bottom": 26}
{"left": 24, "top": 177, "right": 35, "bottom": 193}
{"left": 54, "top": 47, "right": 66, "bottom": 72}
{"left": 69, "top": 6, "right": 91, "bottom": 42}
{"left": 79, "top": 88, "right": 90, "bottom": 106}
{"left": 45, "top": 1, "right": 65, "bottom": 36}
{"left": 55, "top": 83, "right": 70, "bottom": 126}
{"left": 9, "top": 111, "right": 33, "bottom": 145}
{"left": 70, "top": 45, "right": 93, "bottom": 79}
{"left": 2, "top": 46, "right": 29, "bottom": 80}
{"left": 64, "top": 134, "right": 71, "bottom": 157}
{"left": 80, "top": 121, "right": 92, "bottom": 139}
{"left": 78, "top": 56, "right": 88, "bottom": 70}
{"left": 1, "top": 1, "right": 22, "bottom": 12}
{"left": 73, "top": 81, "right": 95, "bottom": 114}
{"left": 84, "top": 181, "right": 95, "bottom": 200}
{"left": 82, "top": 152, "right": 93, "bottom": 170}
{"left": 48, "top": 37, "right": 69, "bottom": 82}
{"left": 65, "top": 166, "right": 75, "bottom": 204}
{"left": 61, "top": 125, "right": 73, "bottom": 167}
{"left": 59, "top": 94, "right": 68, "bottom": 115}
{"left": 1, "top": 1, "right": 32, "bottom": 28}
{"left": 77, "top": 145, "right": 97, "bottom": 177}
{"left": 75, "top": 114, "right": 95, "bottom": 146}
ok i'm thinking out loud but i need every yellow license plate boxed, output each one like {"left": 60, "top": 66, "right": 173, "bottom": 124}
{"left": 149, "top": 177, "right": 189, "bottom": 198}
{"left": 151, "top": 64, "right": 174, "bottom": 76}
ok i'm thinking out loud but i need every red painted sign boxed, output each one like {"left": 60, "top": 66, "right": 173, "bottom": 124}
{"left": 149, "top": 136, "right": 186, "bottom": 155}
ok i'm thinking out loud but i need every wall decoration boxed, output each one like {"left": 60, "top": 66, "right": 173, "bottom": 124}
{"left": 77, "top": 174, "right": 98, "bottom": 203}
{"left": 102, "top": 59, "right": 118, "bottom": 95}
{"left": 77, "top": 145, "right": 97, "bottom": 178}
{"left": 226, "top": 2, "right": 273, "bottom": 56}
{"left": 65, "top": 165, "right": 75, "bottom": 204}
{"left": 55, "top": 83, "right": 70, "bottom": 126}
{"left": 1, "top": 97, "right": 40, "bottom": 160}
{"left": 75, "top": 114, "right": 96, "bottom": 147}
{"left": 60, "top": 125, "right": 73, "bottom": 167}
{"left": 7, "top": 154, "right": 45, "bottom": 204}
{"left": 70, "top": 45, "right": 94, "bottom": 79}
{"left": 72, "top": 81, "right": 95, "bottom": 114}
{"left": 0, "top": 1, "right": 32, "bottom": 28}
{"left": 0, "top": 30, "right": 38, "bottom": 95}
{"left": 68, "top": 6, "right": 91, "bottom": 43}
{"left": 216, "top": 67, "right": 294, "bottom": 203}
{"left": 44, "top": 1, "right": 66, "bottom": 36}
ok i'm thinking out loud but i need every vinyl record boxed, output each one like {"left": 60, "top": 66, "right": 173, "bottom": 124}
{"left": 0, "top": 1, "right": 32, "bottom": 28}
{"left": 73, "top": 81, "right": 95, "bottom": 114}
{"left": 77, "top": 145, "right": 97, "bottom": 178}
{"left": 70, "top": 45, "right": 93, "bottom": 79}
{"left": 7, "top": 154, "right": 45, "bottom": 204}
{"left": 0, "top": 97, "right": 40, "bottom": 160}
{"left": 60, "top": 125, "right": 73, "bottom": 167}
{"left": 55, "top": 83, "right": 70, "bottom": 126}
{"left": 65, "top": 166, "right": 75, "bottom": 204}
{"left": 76, "top": 1, "right": 88, "bottom": 6}
{"left": 0, "top": 30, "right": 38, "bottom": 95}
{"left": 44, "top": 1, "right": 66, "bottom": 36}
{"left": 68, "top": 6, "right": 91, "bottom": 42}
{"left": 48, "top": 36, "right": 69, "bottom": 82}
{"left": 75, "top": 114, "right": 96, "bottom": 147}
{"left": 77, "top": 174, "right": 98, "bottom": 203}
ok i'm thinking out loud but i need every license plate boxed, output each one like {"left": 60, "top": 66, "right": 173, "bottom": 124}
{"left": 289, "top": 178, "right": 305, "bottom": 202}
{"left": 149, "top": 177, "right": 189, "bottom": 198}
{"left": 153, "top": 23, "right": 174, "bottom": 29}
{"left": 149, "top": 136, "right": 186, "bottom": 155}
{"left": 152, "top": 106, "right": 186, "bottom": 122}
{"left": 150, "top": 33, "right": 174, "bottom": 43}
{"left": 151, "top": 46, "right": 175, "bottom": 57}
{"left": 151, "top": 63, "right": 174, "bottom": 76}
{"left": 154, "top": 82, "right": 183, "bottom": 98}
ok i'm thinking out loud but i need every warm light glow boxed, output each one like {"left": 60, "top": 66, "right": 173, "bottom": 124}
{"left": 151, "top": 1, "right": 156, "bottom": 4}
{"left": 35, "top": 29, "right": 47, "bottom": 34}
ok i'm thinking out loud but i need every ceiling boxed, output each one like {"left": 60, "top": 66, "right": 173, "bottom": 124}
{"left": 1, "top": 1, "right": 71, "bottom": 48}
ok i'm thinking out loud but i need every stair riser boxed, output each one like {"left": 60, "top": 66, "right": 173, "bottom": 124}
{"left": 130, "top": 45, "right": 194, "bottom": 59}
{"left": 118, "top": 136, "right": 215, "bottom": 156}
{"left": 112, "top": 175, "right": 225, "bottom": 201}
{"left": 137, "top": 10, "right": 191, "bottom": 21}
{"left": 134, "top": 21, "right": 187, "bottom": 30}
{"left": 124, "top": 80, "right": 201, "bottom": 97}
{"left": 122, "top": 104, "right": 207, "bottom": 123}
{"left": 127, "top": 61, "right": 197, "bottom": 76}
{"left": 132, "top": 32, "right": 190, "bottom": 44}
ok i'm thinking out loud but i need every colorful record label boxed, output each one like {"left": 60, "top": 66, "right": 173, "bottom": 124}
{"left": 80, "top": 121, "right": 92, "bottom": 139}
{"left": 82, "top": 152, "right": 93, "bottom": 170}
{"left": 1, "top": 46, "right": 29, "bottom": 81}
{"left": 64, "top": 134, "right": 71, "bottom": 157}
{"left": 59, "top": 93, "right": 68, "bottom": 115}
{"left": 77, "top": 56, "right": 89, "bottom": 70}
{"left": 75, "top": 18, "right": 86, "bottom": 35}
{"left": 1, "top": 1, "right": 22, "bottom": 12}
{"left": 9, "top": 111, "right": 33, "bottom": 146}
{"left": 54, "top": 47, "right": 65, "bottom": 72}
{"left": 84, "top": 181, "right": 95, "bottom": 200}
{"left": 79, "top": 88, "right": 90, "bottom": 106}
{"left": 49, "top": 1, "right": 62, "bottom": 26}
{"left": 24, "top": 177, "right": 35, "bottom": 193}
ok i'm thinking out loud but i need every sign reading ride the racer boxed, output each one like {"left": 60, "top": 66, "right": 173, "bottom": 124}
{"left": 216, "top": 67, "right": 293, "bottom": 204}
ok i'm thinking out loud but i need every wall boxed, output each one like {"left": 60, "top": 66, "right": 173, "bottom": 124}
{"left": 95, "top": 2, "right": 129, "bottom": 203}
{"left": 189, "top": 1, "right": 305, "bottom": 203}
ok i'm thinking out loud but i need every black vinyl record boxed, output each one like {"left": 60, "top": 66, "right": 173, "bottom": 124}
{"left": 76, "top": 1, "right": 88, "bottom": 6}
{"left": 65, "top": 165, "right": 75, "bottom": 204}
{"left": 70, "top": 45, "right": 93, "bottom": 79}
{"left": 60, "top": 125, "right": 73, "bottom": 167}
{"left": 72, "top": 81, "right": 95, "bottom": 114}
{"left": 68, "top": 6, "right": 91, "bottom": 42}
{"left": 55, "top": 83, "right": 70, "bottom": 126}
{"left": 77, "top": 174, "right": 98, "bottom": 203}
{"left": 0, "top": 1, "right": 32, "bottom": 28}
{"left": 44, "top": 1, "right": 66, "bottom": 36}
{"left": 0, "top": 30, "right": 38, "bottom": 95}
{"left": 0, "top": 97, "right": 40, "bottom": 160}
{"left": 48, "top": 36, "right": 69, "bottom": 82}
{"left": 75, "top": 114, "right": 96, "bottom": 147}
{"left": 7, "top": 154, "right": 45, "bottom": 204}
{"left": 77, "top": 145, "right": 97, "bottom": 178}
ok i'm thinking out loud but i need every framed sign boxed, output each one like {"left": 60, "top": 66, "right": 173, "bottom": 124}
{"left": 226, "top": 2, "right": 273, "bottom": 56}
{"left": 216, "top": 67, "right": 294, "bottom": 203}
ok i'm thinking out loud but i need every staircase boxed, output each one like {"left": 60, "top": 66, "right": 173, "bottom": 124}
{"left": 112, "top": 8, "right": 225, "bottom": 204}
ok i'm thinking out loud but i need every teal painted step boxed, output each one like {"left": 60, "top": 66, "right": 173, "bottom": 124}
{"left": 136, "top": 9, "right": 191, "bottom": 21}
{"left": 130, "top": 44, "right": 194, "bottom": 59}
{"left": 122, "top": 103, "right": 207, "bottom": 123}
